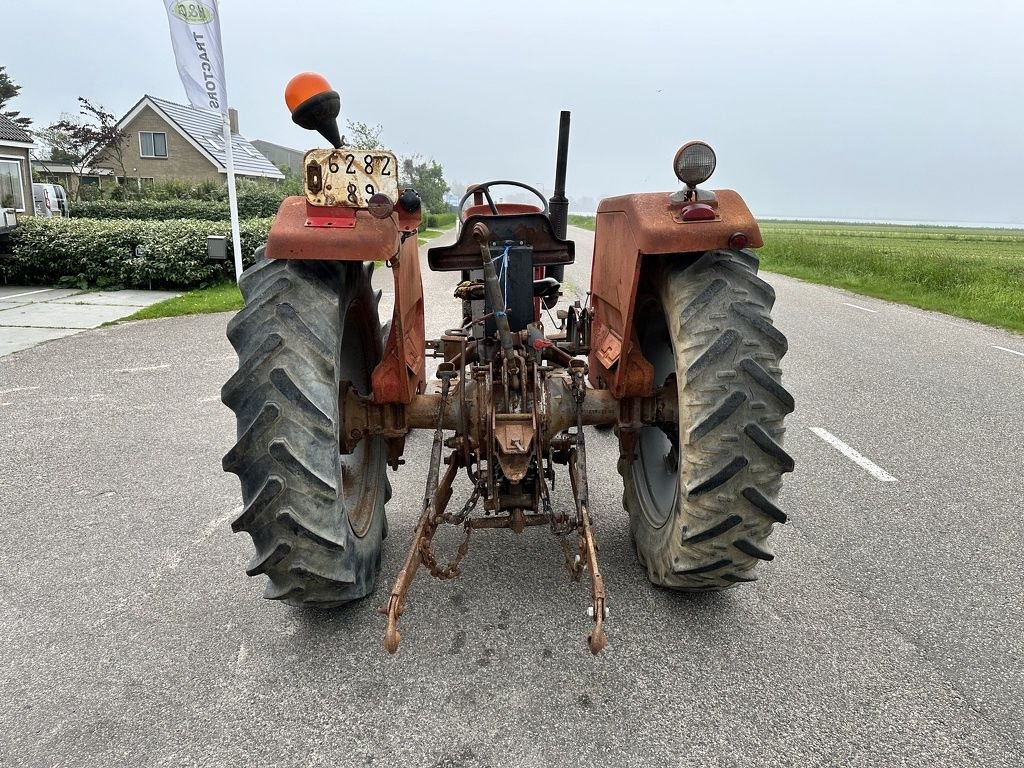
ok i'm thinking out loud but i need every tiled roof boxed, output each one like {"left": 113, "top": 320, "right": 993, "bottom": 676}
{"left": 0, "top": 114, "right": 33, "bottom": 144}
{"left": 146, "top": 96, "right": 284, "bottom": 179}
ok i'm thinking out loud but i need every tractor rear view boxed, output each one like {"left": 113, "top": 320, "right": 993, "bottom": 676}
{"left": 221, "top": 73, "right": 794, "bottom": 654}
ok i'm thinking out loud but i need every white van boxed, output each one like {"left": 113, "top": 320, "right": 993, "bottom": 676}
{"left": 33, "top": 183, "right": 70, "bottom": 218}
{"left": 0, "top": 206, "right": 16, "bottom": 238}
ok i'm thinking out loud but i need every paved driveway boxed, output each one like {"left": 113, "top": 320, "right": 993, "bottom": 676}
{"left": 0, "top": 286, "right": 179, "bottom": 357}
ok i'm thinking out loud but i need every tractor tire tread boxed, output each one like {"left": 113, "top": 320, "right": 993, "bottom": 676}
{"left": 221, "top": 251, "right": 387, "bottom": 608}
{"left": 622, "top": 249, "right": 793, "bottom": 590}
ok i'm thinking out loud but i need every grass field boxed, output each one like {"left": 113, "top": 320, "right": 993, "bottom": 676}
{"left": 757, "top": 221, "right": 1024, "bottom": 332}
{"left": 568, "top": 216, "right": 1024, "bottom": 332}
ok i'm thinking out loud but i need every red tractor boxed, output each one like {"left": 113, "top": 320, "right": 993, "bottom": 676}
{"left": 222, "top": 73, "right": 794, "bottom": 654}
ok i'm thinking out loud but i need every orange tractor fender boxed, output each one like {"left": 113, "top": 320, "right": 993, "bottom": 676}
{"left": 266, "top": 195, "right": 427, "bottom": 405}
{"left": 588, "top": 189, "right": 762, "bottom": 399}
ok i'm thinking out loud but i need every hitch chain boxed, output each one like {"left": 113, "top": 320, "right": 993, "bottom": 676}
{"left": 420, "top": 522, "right": 472, "bottom": 581}
{"left": 421, "top": 484, "right": 481, "bottom": 580}
{"left": 443, "top": 480, "right": 482, "bottom": 526}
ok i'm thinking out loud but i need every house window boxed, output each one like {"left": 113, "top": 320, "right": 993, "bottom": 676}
{"left": 0, "top": 158, "right": 26, "bottom": 211}
{"left": 139, "top": 131, "right": 168, "bottom": 158}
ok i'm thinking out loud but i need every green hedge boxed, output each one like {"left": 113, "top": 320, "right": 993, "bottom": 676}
{"left": 71, "top": 199, "right": 232, "bottom": 221}
{"left": 418, "top": 211, "right": 457, "bottom": 233}
{"left": 71, "top": 195, "right": 283, "bottom": 220}
{"left": 72, "top": 202, "right": 459, "bottom": 226}
{"left": 3, "top": 217, "right": 272, "bottom": 289}
{"left": 425, "top": 211, "right": 456, "bottom": 228}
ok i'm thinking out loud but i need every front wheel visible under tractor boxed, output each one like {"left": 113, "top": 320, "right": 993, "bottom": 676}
{"left": 221, "top": 250, "right": 390, "bottom": 607}
{"left": 621, "top": 249, "right": 795, "bottom": 590}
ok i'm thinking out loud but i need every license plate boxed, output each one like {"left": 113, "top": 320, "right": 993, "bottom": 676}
{"left": 303, "top": 148, "right": 400, "bottom": 208}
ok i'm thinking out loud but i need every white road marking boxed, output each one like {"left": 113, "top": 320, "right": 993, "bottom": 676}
{"left": 1, "top": 288, "right": 54, "bottom": 301}
{"left": 204, "top": 355, "right": 236, "bottom": 363}
{"left": 197, "top": 508, "right": 238, "bottom": 543}
{"left": 991, "top": 345, "right": 1024, "bottom": 358}
{"left": 113, "top": 364, "right": 171, "bottom": 373}
{"left": 843, "top": 302, "right": 877, "bottom": 313}
{"left": 236, "top": 644, "right": 250, "bottom": 667}
{"left": 0, "top": 386, "right": 41, "bottom": 395}
{"left": 809, "top": 427, "right": 897, "bottom": 482}
{"left": 199, "top": 396, "right": 221, "bottom": 403}
{"left": 165, "top": 506, "right": 240, "bottom": 571}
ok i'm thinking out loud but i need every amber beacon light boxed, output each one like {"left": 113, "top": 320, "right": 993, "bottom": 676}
{"left": 285, "top": 72, "right": 342, "bottom": 149}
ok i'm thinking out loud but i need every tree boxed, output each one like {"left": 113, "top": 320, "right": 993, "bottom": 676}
{"left": 338, "top": 119, "right": 450, "bottom": 212}
{"left": 345, "top": 120, "right": 383, "bottom": 150}
{"left": 33, "top": 122, "right": 93, "bottom": 200}
{"left": 0, "top": 67, "right": 31, "bottom": 128}
{"left": 400, "top": 155, "right": 450, "bottom": 213}
{"left": 37, "top": 98, "right": 129, "bottom": 201}
{"left": 78, "top": 98, "right": 131, "bottom": 186}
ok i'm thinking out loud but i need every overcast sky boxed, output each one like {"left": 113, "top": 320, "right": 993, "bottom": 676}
{"left": 5, "top": 0, "right": 1022, "bottom": 224}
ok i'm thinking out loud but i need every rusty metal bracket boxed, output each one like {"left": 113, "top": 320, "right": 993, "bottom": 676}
{"left": 580, "top": 501, "right": 607, "bottom": 655}
{"left": 381, "top": 369, "right": 477, "bottom": 654}
{"left": 340, "top": 383, "right": 407, "bottom": 453}
{"left": 566, "top": 362, "right": 608, "bottom": 654}
{"left": 305, "top": 205, "right": 356, "bottom": 229}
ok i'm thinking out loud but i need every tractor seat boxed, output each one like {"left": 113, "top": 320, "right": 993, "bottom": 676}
{"left": 427, "top": 212, "right": 575, "bottom": 272}
{"left": 462, "top": 202, "right": 544, "bottom": 218}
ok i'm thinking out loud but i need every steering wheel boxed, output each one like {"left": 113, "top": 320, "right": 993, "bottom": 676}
{"left": 457, "top": 180, "right": 549, "bottom": 223}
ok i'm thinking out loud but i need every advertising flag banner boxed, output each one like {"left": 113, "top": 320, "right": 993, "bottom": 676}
{"left": 162, "top": 1, "right": 228, "bottom": 114}
{"left": 162, "top": 0, "right": 243, "bottom": 280}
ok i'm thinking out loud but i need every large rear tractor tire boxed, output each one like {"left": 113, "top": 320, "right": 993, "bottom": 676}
{"left": 221, "top": 250, "right": 390, "bottom": 607}
{"left": 621, "top": 250, "right": 794, "bottom": 590}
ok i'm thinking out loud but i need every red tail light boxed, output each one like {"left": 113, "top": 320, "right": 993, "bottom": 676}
{"left": 680, "top": 203, "right": 716, "bottom": 222}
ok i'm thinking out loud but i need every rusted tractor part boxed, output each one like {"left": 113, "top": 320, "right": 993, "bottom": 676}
{"left": 221, "top": 73, "right": 794, "bottom": 654}
{"left": 378, "top": 220, "right": 619, "bottom": 655}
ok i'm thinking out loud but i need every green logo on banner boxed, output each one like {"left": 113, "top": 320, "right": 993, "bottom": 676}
{"left": 172, "top": 2, "right": 215, "bottom": 24}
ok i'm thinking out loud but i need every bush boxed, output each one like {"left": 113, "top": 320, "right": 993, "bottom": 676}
{"left": 148, "top": 178, "right": 226, "bottom": 202}
{"left": 417, "top": 211, "right": 457, "bottom": 233}
{"left": 425, "top": 211, "right": 456, "bottom": 228}
{"left": 3, "top": 216, "right": 272, "bottom": 289}
{"left": 72, "top": 178, "right": 301, "bottom": 220}
{"left": 71, "top": 199, "right": 233, "bottom": 221}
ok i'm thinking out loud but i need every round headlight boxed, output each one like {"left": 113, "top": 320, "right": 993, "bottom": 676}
{"left": 673, "top": 141, "right": 716, "bottom": 187}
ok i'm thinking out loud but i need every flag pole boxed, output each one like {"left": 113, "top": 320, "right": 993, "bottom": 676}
{"left": 162, "top": 0, "right": 242, "bottom": 280}
{"left": 223, "top": 114, "right": 243, "bottom": 282}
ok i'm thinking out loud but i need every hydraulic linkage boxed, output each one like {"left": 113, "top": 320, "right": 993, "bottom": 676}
{"left": 379, "top": 223, "right": 608, "bottom": 655}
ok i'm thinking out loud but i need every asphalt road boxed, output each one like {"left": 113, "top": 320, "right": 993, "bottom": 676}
{"left": 2, "top": 225, "right": 1022, "bottom": 767}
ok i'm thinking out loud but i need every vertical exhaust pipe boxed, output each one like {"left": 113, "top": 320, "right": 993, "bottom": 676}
{"left": 549, "top": 110, "right": 571, "bottom": 240}
{"left": 545, "top": 111, "right": 571, "bottom": 306}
